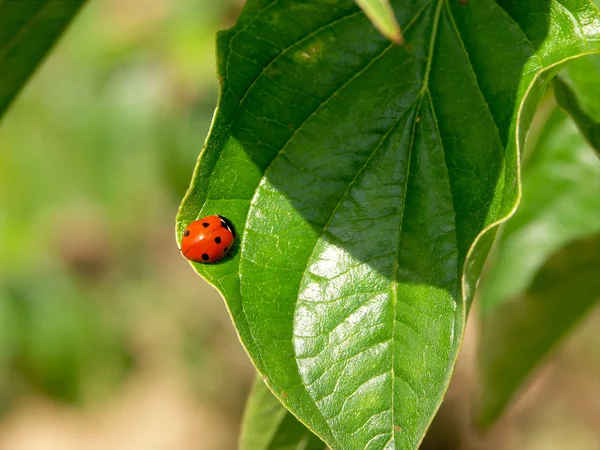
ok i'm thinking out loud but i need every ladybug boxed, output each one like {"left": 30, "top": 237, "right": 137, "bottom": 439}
{"left": 180, "top": 215, "right": 235, "bottom": 263}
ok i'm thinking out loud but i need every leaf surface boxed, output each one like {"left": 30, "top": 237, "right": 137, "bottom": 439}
{"left": 240, "top": 375, "right": 327, "bottom": 450}
{"left": 477, "top": 107, "right": 600, "bottom": 428}
{"left": 177, "top": 1, "right": 600, "bottom": 448}
{"left": 0, "top": 0, "right": 86, "bottom": 120}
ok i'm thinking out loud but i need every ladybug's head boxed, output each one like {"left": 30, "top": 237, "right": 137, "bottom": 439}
{"left": 218, "top": 215, "right": 236, "bottom": 239}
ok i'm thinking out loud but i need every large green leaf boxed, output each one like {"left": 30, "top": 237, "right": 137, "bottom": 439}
{"left": 476, "top": 107, "right": 600, "bottom": 428}
{"left": 554, "top": 54, "right": 600, "bottom": 155}
{"left": 177, "top": 1, "right": 600, "bottom": 448}
{"left": 240, "top": 375, "right": 327, "bottom": 450}
{"left": 0, "top": 0, "right": 86, "bottom": 119}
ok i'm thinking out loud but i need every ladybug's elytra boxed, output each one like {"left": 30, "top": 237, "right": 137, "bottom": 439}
{"left": 180, "top": 215, "right": 235, "bottom": 263}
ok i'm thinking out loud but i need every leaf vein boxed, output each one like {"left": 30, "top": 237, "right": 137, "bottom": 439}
{"left": 226, "top": 7, "right": 363, "bottom": 119}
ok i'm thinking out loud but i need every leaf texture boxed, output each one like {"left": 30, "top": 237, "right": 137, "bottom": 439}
{"left": 177, "top": 1, "right": 600, "bottom": 448}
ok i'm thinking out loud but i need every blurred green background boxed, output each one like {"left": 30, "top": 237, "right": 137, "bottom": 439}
{"left": 0, "top": 1, "right": 598, "bottom": 449}
{"left": 0, "top": 1, "right": 255, "bottom": 448}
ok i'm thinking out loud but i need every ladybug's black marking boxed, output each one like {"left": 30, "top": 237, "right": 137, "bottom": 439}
{"left": 183, "top": 230, "right": 190, "bottom": 237}
{"left": 202, "top": 222, "right": 210, "bottom": 228}
{"left": 224, "top": 247, "right": 229, "bottom": 252}
{"left": 201, "top": 253, "right": 209, "bottom": 261}
{"left": 214, "top": 236, "right": 222, "bottom": 244}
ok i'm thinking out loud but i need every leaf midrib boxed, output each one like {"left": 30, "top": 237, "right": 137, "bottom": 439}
{"left": 388, "top": 1, "right": 443, "bottom": 446}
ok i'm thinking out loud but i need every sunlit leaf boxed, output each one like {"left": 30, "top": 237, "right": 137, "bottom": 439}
{"left": 477, "top": 107, "right": 600, "bottom": 428}
{"left": 177, "top": 1, "right": 600, "bottom": 448}
{"left": 240, "top": 375, "right": 327, "bottom": 450}
{"left": 0, "top": 0, "right": 86, "bottom": 119}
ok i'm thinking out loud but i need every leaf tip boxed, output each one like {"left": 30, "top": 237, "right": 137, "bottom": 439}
{"left": 356, "top": 0, "right": 404, "bottom": 45}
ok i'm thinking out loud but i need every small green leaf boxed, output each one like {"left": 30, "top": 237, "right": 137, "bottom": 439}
{"left": 356, "top": 0, "right": 403, "bottom": 44}
{"left": 0, "top": 0, "right": 86, "bottom": 119}
{"left": 554, "top": 54, "right": 600, "bottom": 156}
{"left": 240, "top": 375, "right": 327, "bottom": 450}
{"left": 178, "top": 1, "right": 600, "bottom": 448}
{"left": 477, "top": 107, "right": 600, "bottom": 428}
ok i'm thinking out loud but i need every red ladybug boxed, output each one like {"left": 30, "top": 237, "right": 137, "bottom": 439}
{"left": 180, "top": 215, "right": 235, "bottom": 263}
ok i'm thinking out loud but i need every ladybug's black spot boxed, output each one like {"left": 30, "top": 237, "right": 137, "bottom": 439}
{"left": 214, "top": 236, "right": 222, "bottom": 244}
{"left": 201, "top": 253, "right": 209, "bottom": 261}
{"left": 183, "top": 230, "right": 190, "bottom": 237}
{"left": 202, "top": 222, "right": 210, "bottom": 228}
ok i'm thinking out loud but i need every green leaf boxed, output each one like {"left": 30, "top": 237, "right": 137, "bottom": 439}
{"left": 177, "top": 1, "right": 600, "bottom": 448}
{"left": 554, "top": 54, "right": 600, "bottom": 156}
{"left": 240, "top": 375, "right": 327, "bottom": 450}
{"left": 355, "top": 0, "right": 403, "bottom": 44}
{"left": 0, "top": 0, "right": 86, "bottom": 119}
{"left": 477, "top": 107, "right": 600, "bottom": 428}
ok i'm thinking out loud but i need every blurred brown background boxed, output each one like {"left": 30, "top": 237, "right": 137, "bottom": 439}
{"left": 0, "top": 1, "right": 599, "bottom": 449}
